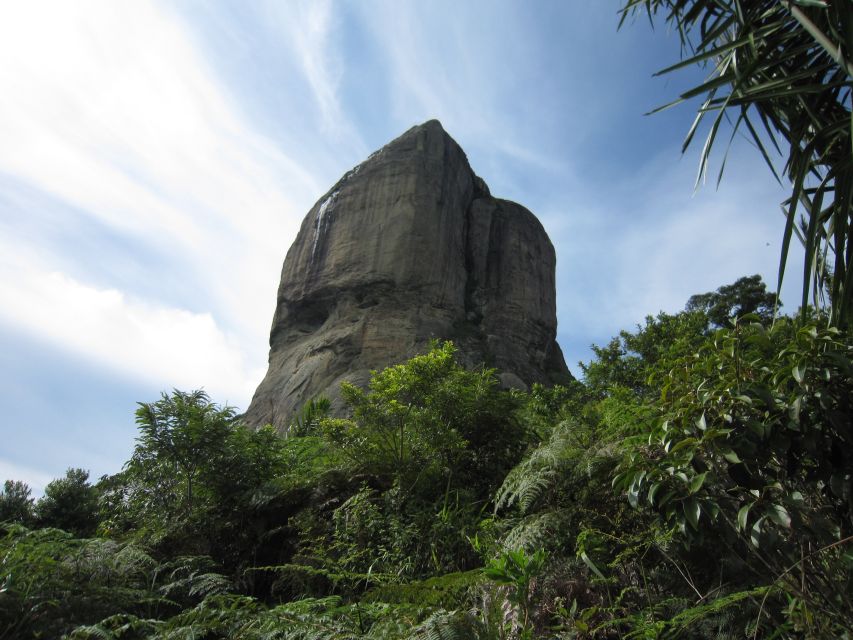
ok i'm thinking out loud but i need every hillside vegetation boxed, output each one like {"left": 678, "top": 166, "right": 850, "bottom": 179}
{"left": 2, "top": 275, "right": 851, "bottom": 639}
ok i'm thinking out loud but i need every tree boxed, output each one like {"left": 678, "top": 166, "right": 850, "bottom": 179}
{"left": 101, "top": 389, "right": 290, "bottom": 568}
{"left": 581, "top": 309, "right": 708, "bottom": 398}
{"left": 131, "top": 389, "right": 236, "bottom": 513}
{"left": 0, "top": 480, "right": 34, "bottom": 526}
{"left": 621, "top": 1, "right": 853, "bottom": 326}
{"left": 686, "top": 273, "right": 779, "bottom": 327}
{"left": 288, "top": 396, "right": 331, "bottom": 437}
{"left": 322, "top": 342, "right": 525, "bottom": 501}
{"left": 35, "top": 468, "right": 99, "bottom": 537}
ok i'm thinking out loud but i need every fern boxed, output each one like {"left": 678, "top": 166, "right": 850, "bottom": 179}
{"left": 494, "top": 420, "right": 579, "bottom": 514}
{"left": 409, "top": 610, "right": 485, "bottom": 640}
{"left": 67, "top": 614, "right": 163, "bottom": 639}
{"left": 158, "top": 555, "right": 232, "bottom": 601}
{"left": 501, "top": 509, "right": 572, "bottom": 555}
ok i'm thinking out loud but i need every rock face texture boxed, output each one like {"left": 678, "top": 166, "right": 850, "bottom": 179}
{"left": 244, "top": 120, "right": 569, "bottom": 430}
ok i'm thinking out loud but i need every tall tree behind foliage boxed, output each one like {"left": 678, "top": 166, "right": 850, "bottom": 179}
{"left": 0, "top": 480, "right": 33, "bottom": 526}
{"left": 621, "top": 0, "right": 853, "bottom": 326}
{"left": 35, "top": 468, "right": 99, "bottom": 537}
{"left": 132, "top": 389, "right": 236, "bottom": 513}
{"left": 104, "top": 389, "right": 288, "bottom": 566}
{"left": 686, "top": 273, "right": 779, "bottom": 327}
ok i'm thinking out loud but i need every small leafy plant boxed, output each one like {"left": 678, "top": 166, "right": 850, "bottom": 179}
{"left": 484, "top": 547, "right": 546, "bottom": 636}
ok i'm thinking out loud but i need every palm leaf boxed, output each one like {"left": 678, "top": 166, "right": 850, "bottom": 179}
{"left": 622, "top": 0, "right": 853, "bottom": 326}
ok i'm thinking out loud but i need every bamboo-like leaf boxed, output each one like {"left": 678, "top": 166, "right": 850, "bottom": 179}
{"left": 737, "top": 502, "right": 752, "bottom": 531}
{"left": 623, "top": 0, "right": 853, "bottom": 328}
{"left": 579, "top": 551, "right": 606, "bottom": 580}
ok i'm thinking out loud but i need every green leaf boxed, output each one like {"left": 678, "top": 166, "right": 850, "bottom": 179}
{"left": 648, "top": 482, "right": 662, "bottom": 506}
{"left": 695, "top": 413, "right": 707, "bottom": 431}
{"left": 830, "top": 473, "right": 848, "bottom": 499}
{"left": 683, "top": 498, "right": 701, "bottom": 530}
{"left": 767, "top": 504, "right": 791, "bottom": 528}
{"left": 792, "top": 364, "right": 804, "bottom": 383}
{"left": 737, "top": 503, "right": 752, "bottom": 532}
{"left": 688, "top": 472, "right": 707, "bottom": 495}
{"left": 579, "top": 551, "right": 606, "bottom": 581}
{"left": 721, "top": 449, "right": 742, "bottom": 464}
{"left": 627, "top": 482, "right": 639, "bottom": 509}
{"left": 669, "top": 437, "right": 698, "bottom": 454}
{"left": 750, "top": 517, "right": 766, "bottom": 548}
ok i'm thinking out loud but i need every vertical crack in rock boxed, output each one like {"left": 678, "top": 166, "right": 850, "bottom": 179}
{"left": 244, "top": 120, "right": 570, "bottom": 431}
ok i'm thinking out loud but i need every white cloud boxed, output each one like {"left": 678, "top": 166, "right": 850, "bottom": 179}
{"left": 0, "top": 268, "right": 263, "bottom": 405}
{"left": 0, "top": 0, "right": 332, "bottom": 395}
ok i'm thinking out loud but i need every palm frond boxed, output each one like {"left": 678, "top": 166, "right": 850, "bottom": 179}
{"left": 623, "top": 0, "right": 853, "bottom": 326}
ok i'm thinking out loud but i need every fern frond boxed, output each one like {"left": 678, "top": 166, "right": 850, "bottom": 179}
{"left": 495, "top": 421, "right": 579, "bottom": 514}
{"left": 409, "top": 610, "right": 485, "bottom": 640}
{"left": 501, "top": 509, "right": 572, "bottom": 553}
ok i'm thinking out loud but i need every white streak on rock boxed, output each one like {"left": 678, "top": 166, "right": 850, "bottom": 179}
{"left": 311, "top": 190, "right": 338, "bottom": 262}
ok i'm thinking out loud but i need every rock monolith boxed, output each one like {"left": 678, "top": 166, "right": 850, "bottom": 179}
{"left": 244, "top": 120, "right": 569, "bottom": 430}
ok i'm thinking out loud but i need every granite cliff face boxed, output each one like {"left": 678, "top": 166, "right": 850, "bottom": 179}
{"left": 244, "top": 120, "right": 569, "bottom": 430}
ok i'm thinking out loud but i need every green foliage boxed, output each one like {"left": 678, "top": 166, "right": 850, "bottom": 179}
{"left": 131, "top": 389, "right": 237, "bottom": 512}
{"left": 284, "top": 343, "right": 516, "bottom": 582}
{"left": 487, "top": 278, "right": 852, "bottom": 637}
{"left": 290, "top": 396, "right": 332, "bottom": 437}
{"left": 103, "top": 390, "right": 289, "bottom": 570}
{"left": 581, "top": 310, "right": 708, "bottom": 398}
{"left": 290, "top": 481, "right": 483, "bottom": 584}
{"left": 7, "top": 283, "right": 851, "bottom": 638}
{"left": 621, "top": 0, "right": 853, "bottom": 326}
{"left": 35, "top": 468, "right": 99, "bottom": 537}
{"left": 70, "top": 593, "right": 486, "bottom": 640}
{"left": 299, "top": 343, "right": 527, "bottom": 583}
{"left": 323, "top": 341, "right": 526, "bottom": 501}
{"left": 365, "top": 569, "right": 484, "bottom": 609}
{"left": 0, "top": 525, "right": 223, "bottom": 639}
{"left": 614, "top": 317, "right": 853, "bottom": 635}
{"left": 0, "top": 480, "right": 33, "bottom": 527}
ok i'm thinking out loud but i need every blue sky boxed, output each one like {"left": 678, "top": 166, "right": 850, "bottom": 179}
{"left": 0, "top": 1, "right": 803, "bottom": 494}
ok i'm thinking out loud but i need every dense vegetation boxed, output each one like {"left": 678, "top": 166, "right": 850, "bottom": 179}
{"left": 2, "top": 275, "right": 851, "bottom": 638}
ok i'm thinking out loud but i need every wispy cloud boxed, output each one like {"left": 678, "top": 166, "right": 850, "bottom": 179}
{"left": 550, "top": 147, "right": 804, "bottom": 371}
{"left": 351, "top": 1, "right": 569, "bottom": 177}
{"left": 257, "top": 0, "right": 366, "bottom": 157}
{"left": 0, "top": 0, "right": 326, "bottom": 401}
